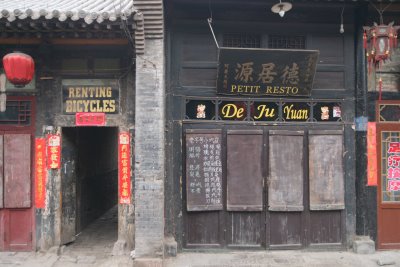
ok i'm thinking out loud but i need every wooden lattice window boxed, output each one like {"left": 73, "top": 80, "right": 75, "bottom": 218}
{"left": 0, "top": 100, "right": 32, "bottom": 126}
{"left": 268, "top": 35, "right": 306, "bottom": 49}
{"left": 223, "top": 33, "right": 261, "bottom": 48}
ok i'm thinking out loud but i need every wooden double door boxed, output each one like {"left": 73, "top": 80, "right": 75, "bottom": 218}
{"left": 183, "top": 125, "right": 345, "bottom": 249}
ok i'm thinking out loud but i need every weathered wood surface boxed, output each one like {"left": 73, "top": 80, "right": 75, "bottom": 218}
{"left": 4, "top": 134, "right": 31, "bottom": 208}
{"left": 0, "top": 136, "right": 3, "bottom": 208}
{"left": 269, "top": 131, "right": 304, "bottom": 211}
{"left": 309, "top": 131, "right": 344, "bottom": 210}
{"left": 227, "top": 130, "right": 263, "bottom": 211}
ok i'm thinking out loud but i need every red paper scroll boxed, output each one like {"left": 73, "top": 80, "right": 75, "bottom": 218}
{"left": 367, "top": 122, "right": 378, "bottom": 186}
{"left": 118, "top": 132, "right": 131, "bottom": 204}
{"left": 35, "top": 138, "right": 47, "bottom": 208}
{"left": 47, "top": 134, "right": 61, "bottom": 169}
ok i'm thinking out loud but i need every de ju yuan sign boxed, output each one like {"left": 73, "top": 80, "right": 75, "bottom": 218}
{"left": 217, "top": 48, "right": 319, "bottom": 97}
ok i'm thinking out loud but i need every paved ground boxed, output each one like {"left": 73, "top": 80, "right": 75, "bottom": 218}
{"left": 164, "top": 250, "right": 400, "bottom": 267}
{"left": 1, "top": 205, "right": 399, "bottom": 267}
{"left": 1, "top": 249, "right": 400, "bottom": 267}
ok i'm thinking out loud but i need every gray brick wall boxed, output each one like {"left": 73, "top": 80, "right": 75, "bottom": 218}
{"left": 134, "top": 38, "right": 165, "bottom": 258}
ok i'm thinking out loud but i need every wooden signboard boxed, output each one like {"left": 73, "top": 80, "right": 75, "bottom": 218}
{"left": 185, "top": 129, "right": 223, "bottom": 211}
{"left": 62, "top": 79, "right": 119, "bottom": 114}
{"left": 217, "top": 48, "right": 319, "bottom": 97}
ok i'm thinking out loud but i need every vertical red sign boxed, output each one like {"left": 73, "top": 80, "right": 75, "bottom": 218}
{"left": 119, "top": 132, "right": 131, "bottom": 204}
{"left": 367, "top": 122, "right": 378, "bottom": 186}
{"left": 35, "top": 138, "right": 47, "bottom": 208}
{"left": 47, "top": 134, "right": 61, "bottom": 169}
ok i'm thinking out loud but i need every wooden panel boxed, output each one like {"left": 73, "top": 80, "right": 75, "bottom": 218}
{"left": 269, "top": 131, "right": 304, "bottom": 211}
{"left": 228, "top": 213, "right": 262, "bottom": 246}
{"left": 269, "top": 212, "right": 302, "bottom": 248}
{"left": 0, "top": 136, "right": 3, "bottom": 209}
{"left": 309, "top": 211, "right": 342, "bottom": 245}
{"left": 186, "top": 211, "right": 221, "bottom": 246}
{"left": 180, "top": 68, "right": 217, "bottom": 87}
{"left": 308, "top": 36, "right": 344, "bottom": 64}
{"left": 313, "top": 72, "right": 344, "bottom": 90}
{"left": 7, "top": 209, "right": 32, "bottom": 251}
{"left": 309, "top": 133, "right": 344, "bottom": 210}
{"left": 4, "top": 134, "right": 31, "bottom": 208}
{"left": 379, "top": 208, "right": 400, "bottom": 249}
{"left": 186, "top": 130, "right": 223, "bottom": 211}
{"left": 181, "top": 33, "right": 218, "bottom": 62}
{"left": 227, "top": 131, "right": 263, "bottom": 211}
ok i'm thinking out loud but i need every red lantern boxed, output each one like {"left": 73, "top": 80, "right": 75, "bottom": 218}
{"left": 363, "top": 22, "right": 400, "bottom": 70}
{"left": 2, "top": 52, "right": 35, "bottom": 87}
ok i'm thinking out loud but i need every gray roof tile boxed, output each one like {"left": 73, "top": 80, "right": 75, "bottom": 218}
{"left": 0, "top": 0, "right": 137, "bottom": 24}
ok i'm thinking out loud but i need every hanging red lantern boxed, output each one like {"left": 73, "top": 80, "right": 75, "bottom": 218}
{"left": 2, "top": 52, "right": 35, "bottom": 87}
{"left": 363, "top": 22, "right": 400, "bottom": 70}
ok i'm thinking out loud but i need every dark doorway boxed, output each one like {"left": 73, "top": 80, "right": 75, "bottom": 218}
{"left": 61, "top": 127, "right": 119, "bottom": 246}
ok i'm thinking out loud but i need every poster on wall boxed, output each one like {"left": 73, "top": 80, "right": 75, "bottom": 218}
{"left": 119, "top": 132, "right": 131, "bottom": 204}
{"left": 47, "top": 134, "right": 61, "bottom": 169}
{"left": 35, "top": 138, "right": 47, "bottom": 208}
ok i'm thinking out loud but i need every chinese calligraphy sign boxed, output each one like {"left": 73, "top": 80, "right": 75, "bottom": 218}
{"left": 35, "top": 138, "right": 47, "bottom": 208}
{"left": 47, "top": 134, "right": 61, "bottom": 169}
{"left": 186, "top": 130, "right": 223, "bottom": 211}
{"left": 387, "top": 141, "right": 400, "bottom": 192}
{"left": 217, "top": 48, "right": 319, "bottom": 96}
{"left": 118, "top": 132, "right": 131, "bottom": 204}
{"left": 76, "top": 112, "right": 106, "bottom": 126}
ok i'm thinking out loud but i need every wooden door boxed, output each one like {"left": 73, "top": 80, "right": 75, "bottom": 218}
{"left": 226, "top": 130, "right": 264, "bottom": 248}
{"left": 267, "top": 130, "right": 304, "bottom": 249}
{"left": 377, "top": 124, "right": 400, "bottom": 249}
{"left": 183, "top": 126, "right": 345, "bottom": 249}
{"left": 0, "top": 134, "right": 33, "bottom": 251}
{"left": 60, "top": 128, "right": 77, "bottom": 245}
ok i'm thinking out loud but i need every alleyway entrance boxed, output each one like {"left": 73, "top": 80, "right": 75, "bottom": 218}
{"left": 60, "top": 127, "right": 119, "bottom": 247}
{"left": 53, "top": 205, "right": 118, "bottom": 265}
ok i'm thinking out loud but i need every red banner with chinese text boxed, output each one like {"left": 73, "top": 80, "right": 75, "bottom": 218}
{"left": 35, "top": 138, "right": 47, "bottom": 208}
{"left": 76, "top": 112, "right": 106, "bottom": 126}
{"left": 119, "top": 132, "right": 131, "bottom": 204}
{"left": 367, "top": 122, "right": 378, "bottom": 186}
{"left": 47, "top": 134, "right": 61, "bottom": 169}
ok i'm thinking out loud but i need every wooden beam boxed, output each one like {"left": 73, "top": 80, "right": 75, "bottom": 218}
{"left": 0, "top": 38, "right": 129, "bottom": 45}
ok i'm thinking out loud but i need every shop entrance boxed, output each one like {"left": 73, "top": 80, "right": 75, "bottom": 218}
{"left": 60, "top": 127, "right": 119, "bottom": 247}
{"left": 183, "top": 124, "right": 345, "bottom": 250}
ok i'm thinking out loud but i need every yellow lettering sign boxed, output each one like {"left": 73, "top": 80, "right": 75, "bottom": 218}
{"left": 283, "top": 104, "right": 309, "bottom": 120}
{"left": 221, "top": 104, "right": 244, "bottom": 119}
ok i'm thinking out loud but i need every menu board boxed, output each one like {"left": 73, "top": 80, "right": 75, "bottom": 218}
{"left": 185, "top": 129, "right": 223, "bottom": 211}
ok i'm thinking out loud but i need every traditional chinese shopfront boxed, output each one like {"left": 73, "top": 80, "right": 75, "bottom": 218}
{"left": 0, "top": 0, "right": 165, "bottom": 255}
{"left": 165, "top": 0, "right": 357, "bottom": 251}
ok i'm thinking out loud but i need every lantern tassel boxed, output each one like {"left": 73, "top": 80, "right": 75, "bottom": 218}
{"left": 379, "top": 77, "right": 382, "bottom": 101}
